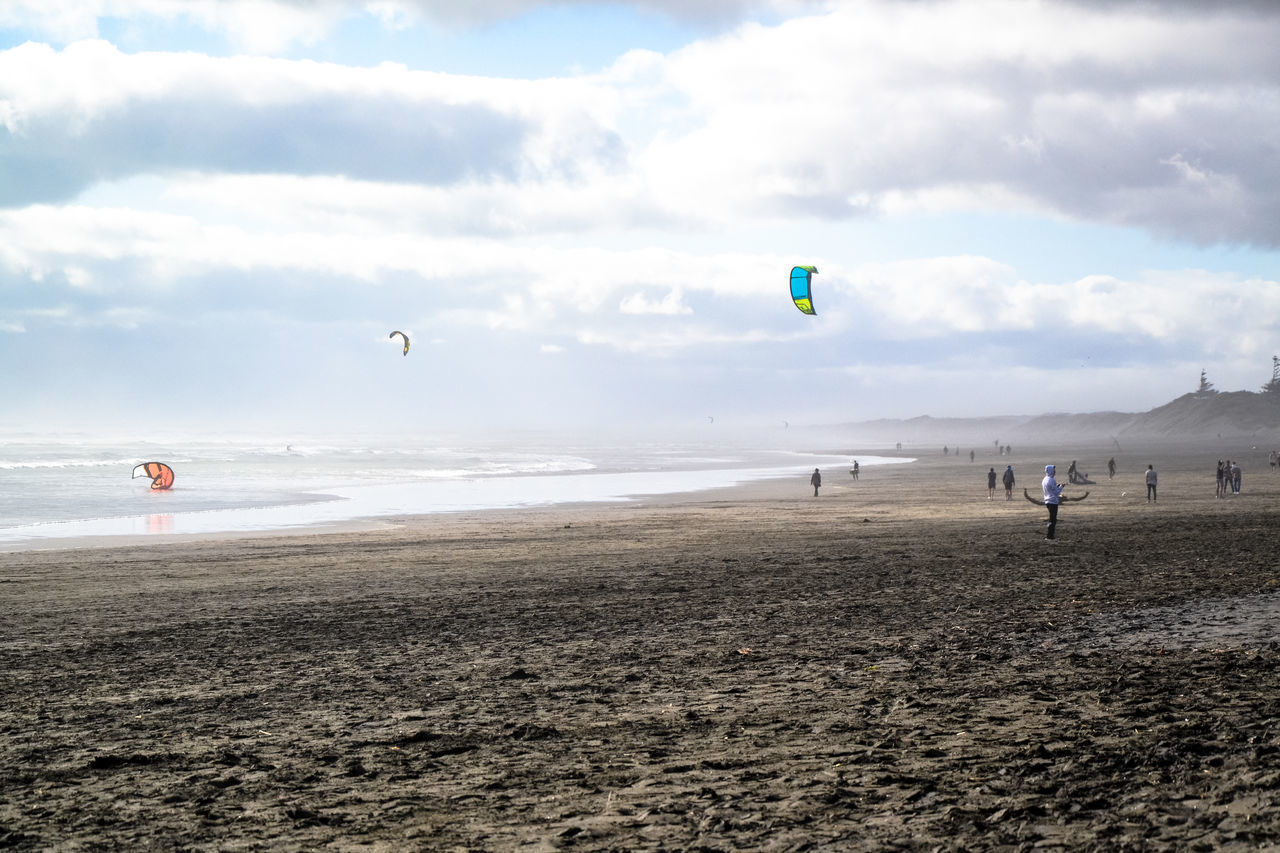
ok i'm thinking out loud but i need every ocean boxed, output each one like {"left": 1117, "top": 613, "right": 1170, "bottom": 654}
{"left": 0, "top": 432, "right": 910, "bottom": 550}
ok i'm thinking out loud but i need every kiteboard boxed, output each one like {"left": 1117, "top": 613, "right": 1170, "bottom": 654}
{"left": 1023, "top": 488, "right": 1088, "bottom": 506}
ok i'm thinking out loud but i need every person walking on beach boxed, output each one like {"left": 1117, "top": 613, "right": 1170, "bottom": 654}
{"left": 1042, "top": 464, "right": 1064, "bottom": 540}
{"left": 1002, "top": 465, "right": 1015, "bottom": 501}
{"left": 1216, "top": 460, "right": 1226, "bottom": 498}
{"left": 987, "top": 467, "right": 997, "bottom": 500}
{"left": 810, "top": 468, "right": 821, "bottom": 497}
{"left": 1108, "top": 457, "right": 1116, "bottom": 479}
{"left": 1145, "top": 465, "right": 1157, "bottom": 502}
{"left": 1232, "top": 461, "right": 1242, "bottom": 495}
{"left": 850, "top": 460, "right": 859, "bottom": 480}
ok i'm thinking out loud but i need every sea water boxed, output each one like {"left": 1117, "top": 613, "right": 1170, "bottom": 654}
{"left": 0, "top": 432, "right": 910, "bottom": 550}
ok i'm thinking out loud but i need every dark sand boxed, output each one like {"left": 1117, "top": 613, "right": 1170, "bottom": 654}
{"left": 3, "top": 444, "right": 1280, "bottom": 850}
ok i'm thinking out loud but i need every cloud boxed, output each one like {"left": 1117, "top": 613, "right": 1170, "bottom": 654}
{"left": 0, "top": 0, "right": 828, "bottom": 52}
{"left": 633, "top": 1, "right": 1280, "bottom": 245}
{"left": 0, "top": 41, "right": 604, "bottom": 205}
{"left": 3, "top": 200, "right": 1274, "bottom": 367}
{"left": 619, "top": 289, "right": 691, "bottom": 315}
{"left": 0, "top": 1, "right": 347, "bottom": 51}
{"left": 6, "top": 2, "right": 1280, "bottom": 245}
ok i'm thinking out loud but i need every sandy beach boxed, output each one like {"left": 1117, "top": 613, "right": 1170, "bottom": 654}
{"left": 3, "top": 441, "right": 1280, "bottom": 850}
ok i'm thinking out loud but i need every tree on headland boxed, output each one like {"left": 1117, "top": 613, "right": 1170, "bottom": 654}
{"left": 1197, "top": 369, "right": 1216, "bottom": 396}
{"left": 1263, "top": 356, "right": 1280, "bottom": 394}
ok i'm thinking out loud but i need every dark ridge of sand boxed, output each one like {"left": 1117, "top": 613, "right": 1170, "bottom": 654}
{"left": 2, "top": 444, "right": 1280, "bottom": 850}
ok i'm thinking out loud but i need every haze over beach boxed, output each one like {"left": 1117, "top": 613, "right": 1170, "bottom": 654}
{"left": 6, "top": 2, "right": 1280, "bottom": 850}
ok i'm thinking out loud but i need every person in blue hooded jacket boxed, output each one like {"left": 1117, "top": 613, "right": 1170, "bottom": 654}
{"left": 1042, "top": 464, "right": 1064, "bottom": 540}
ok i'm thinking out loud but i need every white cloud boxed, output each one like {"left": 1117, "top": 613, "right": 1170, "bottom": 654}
{"left": 619, "top": 288, "right": 692, "bottom": 315}
{"left": 5, "top": 2, "right": 1280, "bottom": 244}
{"left": 6, "top": 197, "right": 1274, "bottom": 381}
{"left": 853, "top": 257, "right": 1024, "bottom": 335}
{"left": 0, "top": 1, "right": 346, "bottom": 52}
{"left": 575, "top": 325, "right": 775, "bottom": 354}
{"left": 0, "top": 40, "right": 626, "bottom": 205}
{"left": 631, "top": 1, "right": 1280, "bottom": 242}
{"left": 0, "top": 1, "right": 102, "bottom": 42}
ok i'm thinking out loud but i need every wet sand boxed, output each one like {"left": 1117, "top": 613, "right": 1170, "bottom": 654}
{"left": 3, "top": 443, "right": 1280, "bottom": 850}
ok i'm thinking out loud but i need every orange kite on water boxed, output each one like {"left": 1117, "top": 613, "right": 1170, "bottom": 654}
{"left": 132, "top": 461, "right": 175, "bottom": 490}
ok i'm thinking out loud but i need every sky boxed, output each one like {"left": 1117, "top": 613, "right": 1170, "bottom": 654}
{"left": 2, "top": 0, "right": 1279, "bottom": 437}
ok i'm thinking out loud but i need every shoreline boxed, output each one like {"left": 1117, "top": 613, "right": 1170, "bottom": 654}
{"left": 4, "top": 433, "right": 1271, "bottom": 553}
{"left": 0, "top": 454, "right": 915, "bottom": 553}
{"left": 5, "top": 433, "right": 1272, "bottom": 553}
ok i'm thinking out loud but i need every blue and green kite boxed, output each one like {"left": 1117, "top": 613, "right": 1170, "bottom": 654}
{"left": 790, "top": 265, "right": 818, "bottom": 315}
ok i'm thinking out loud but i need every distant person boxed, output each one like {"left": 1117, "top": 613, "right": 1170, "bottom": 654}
{"left": 1002, "top": 465, "right": 1015, "bottom": 500}
{"left": 970, "top": 449, "right": 975, "bottom": 463}
{"left": 1216, "top": 460, "right": 1226, "bottom": 498}
{"left": 850, "top": 460, "right": 859, "bottom": 480}
{"left": 1107, "top": 457, "right": 1116, "bottom": 479}
{"left": 1232, "top": 461, "right": 1242, "bottom": 495}
{"left": 943, "top": 446, "right": 949, "bottom": 456}
{"left": 987, "top": 467, "right": 997, "bottom": 500}
{"left": 1145, "top": 465, "right": 1157, "bottom": 502}
{"left": 1042, "top": 464, "right": 1064, "bottom": 540}
{"left": 810, "top": 467, "right": 821, "bottom": 497}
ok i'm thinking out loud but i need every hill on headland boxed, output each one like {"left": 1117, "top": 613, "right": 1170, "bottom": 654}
{"left": 842, "top": 390, "right": 1280, "bottom": 446}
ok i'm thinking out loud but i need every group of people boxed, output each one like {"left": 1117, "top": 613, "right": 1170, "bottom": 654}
{"left": 986, "top": 465, "right": 1016, "bottom": 500}
{"left": 812, "top": 451, "right": 1257, "bottom": 541}
{"left": 1039, "top": 461, "right": 1158, "bottom": 539}
{"left": 1065, "top": 460, "right": 1095, "bottom": 485}
{"left": 946, "top": 445, "right": 1015, "bottom": 458}
{"left": 1216, "top": 460, "right": 1242, "bottom": 497}
{"left": 808, "top": 462, "right": 858, "bottom": 496}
